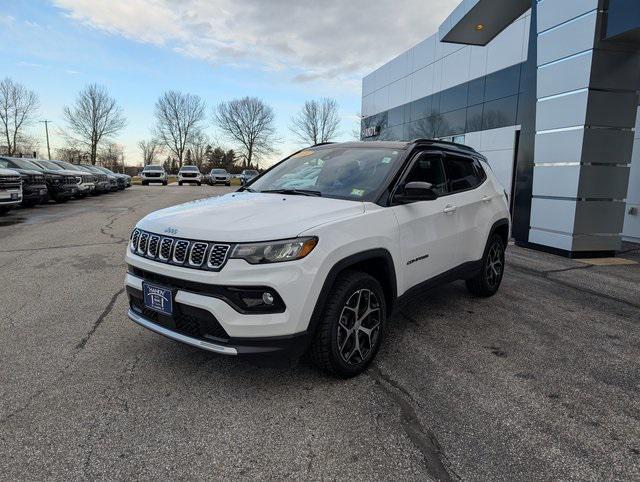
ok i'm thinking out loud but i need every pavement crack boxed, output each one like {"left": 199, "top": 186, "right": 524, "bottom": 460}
{"left": 1, "top": 288, "right": 127, "bottom": 425}
{"left": 543, "top": 265, "right": 593, "bottom": 275}
{"left": 76, "top": 288, "right": 125, "bottom": 350}
{"left": 368, "top": 365, "right": 459, "bottom": 481}
{"left": 509, "top": 263, "right": 640, "bottom": 310}
{"left": 0, "top": 240, "right": 126, "bottom": 254}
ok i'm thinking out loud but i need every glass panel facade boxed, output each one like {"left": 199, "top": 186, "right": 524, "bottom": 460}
{"left": 363, "top": 63, "right": 525, "bottom": 142}
{"left": 482, "top": 95, "right": 518, "bottom": 131}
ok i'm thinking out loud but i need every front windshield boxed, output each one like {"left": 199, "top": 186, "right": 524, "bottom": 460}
{"left": 56, "top": 161, "right": 84, "bottom": 172}
{"left": 248, "top": 147, "right": 401, "bottom": 201}
{"left": 181, "top": 166, "right": 199, "bottom": 172}
{"left": 211, "top": 169, "right": 227, "bottom": 174}
{"left": 36, "top": 160, "right": 63, "bottom": 170}
{"left": 144, "top": 165, "right": 163, "bottom": 171}
{"left": 14, "top": 159, "right": 44, "bottom": 171}
{"left": 243, "top": 170, "right": 258, "bottom": 175}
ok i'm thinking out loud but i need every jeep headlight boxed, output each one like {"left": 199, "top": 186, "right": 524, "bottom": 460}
{"left": 230, "top": 237, "right": 318, "bottom": 264}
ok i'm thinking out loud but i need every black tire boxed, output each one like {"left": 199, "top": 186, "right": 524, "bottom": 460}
{"left": 54, "top": 197, "right": 68, "bottom": 204}
{"left": 21, "top": 200, "right": 38, "bottom": 208}
{"left": 197, "top": 182, "right": 201, "bottom": 186}
{"left": 162, "top": 181, "right": 167, "bottom": 186}
{"left": 178, "top": 181, "right": 183, "bottom": 186}
{"left": 142, "top": 181, "right": 148, "bottom": 186}
{"left": 225, "top": 182, "right": 230, "bottom": 186}
{"left": 466, "top": 233, "right": 505, "bottom": 297}
{"left": 310, "top": 270, "right": 386, "bottom": 378}
{"left": 0, "top": 206, "right": 11, "bottom": 215}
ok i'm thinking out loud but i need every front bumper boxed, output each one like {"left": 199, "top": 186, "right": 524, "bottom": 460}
{"left": 126, "top": 284, "right": 309, "bottom": 359}
{"left": 46, "top": 183, "right": 74, "bottom": 198}
{"left": 77, "top": 182, "right": 95, "bottom": 193}
{"left": 179, "top": 178, "right": 202, "bottom": 183}
{"left": 124, "top": 248, "right": 325, "bottom": 357}
{"left": 22, "top": 184, "right": 48, "bottom": 202}
{"left": 94, "top": 181, "right": 110, "bottom": 193}
{"left": 0, "top": 188, "right": 22, "bottom": 206}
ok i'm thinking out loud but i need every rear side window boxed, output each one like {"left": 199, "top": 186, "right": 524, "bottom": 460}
{"left": 445, "top": 155, "right": 483, "bottom": 193}
{"left": 404, "top": 153, "right": 448, "bottom": 195}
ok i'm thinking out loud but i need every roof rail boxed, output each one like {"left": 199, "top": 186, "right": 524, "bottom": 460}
{"left": 409, "top": 138, "right": 476, "bottom": 152}
{"left": 310, "top": 142, "right": 337, "bottom": 147}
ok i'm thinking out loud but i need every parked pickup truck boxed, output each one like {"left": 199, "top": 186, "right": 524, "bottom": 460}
{"left": 14, "top": 159, "right": 77, "bottom": 203}
{"left": 0, "top": 168, "right": 22, "bottom": 214}
{"left": 0, "top": 157, "right": 48, "bottom": 206}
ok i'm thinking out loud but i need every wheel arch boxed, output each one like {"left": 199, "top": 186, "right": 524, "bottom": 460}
{"left": 489, "top": 218, "right": 510, "bottom": 248}
{"left": 308, "top": 249, "right": 397, "bottom": 336}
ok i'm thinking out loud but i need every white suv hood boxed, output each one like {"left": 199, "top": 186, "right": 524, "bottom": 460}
{"left": 137, "top": 192, "right": 364, "bottom": 242}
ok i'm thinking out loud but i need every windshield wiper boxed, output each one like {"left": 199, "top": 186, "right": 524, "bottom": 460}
{"left": 260, "top": 189, "right": 322, "bottom": 197}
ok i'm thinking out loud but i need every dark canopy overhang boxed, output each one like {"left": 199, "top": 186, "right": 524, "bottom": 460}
{"left": 439, "top": 0, "right": 531, "bottom": 46}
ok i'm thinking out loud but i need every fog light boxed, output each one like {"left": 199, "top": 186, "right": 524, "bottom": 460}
{"left": 262, "top": 292, "right": 274, "bottom": 305}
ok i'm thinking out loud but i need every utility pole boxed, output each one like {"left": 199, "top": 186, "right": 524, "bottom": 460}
{"left": 39, "top": 120, "right": 52, "bottom": 160}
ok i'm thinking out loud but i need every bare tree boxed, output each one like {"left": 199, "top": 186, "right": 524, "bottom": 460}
{"left": 154, "top": 91, "right": 206, "bottom": 168}
{"left": 0, "top": 78, "right": 40, "bottom": 156}
{"left": 214, "top": 97, "right": 277, "bottom": 169}
{"left": 188, "top": 130, "right": 209, "bottom": 169}
{"left": 138, "top": 138, "right": 162, "bottom": 166}
{"left": 289, "top": 98, "right": 341, "bottom": 146}
{"left": 98, "top": 142, "right": 125, "bottom": 171}
{"left": 63, "top": 84, "right": 126, "bottom": 165}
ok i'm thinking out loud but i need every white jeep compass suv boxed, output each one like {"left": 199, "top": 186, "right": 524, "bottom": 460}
{"left": 125, "top": 140, "right": 510, "bottom": 377}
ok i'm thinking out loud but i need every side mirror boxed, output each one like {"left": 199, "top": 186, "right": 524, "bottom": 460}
{"left": 396, "top": 181, "right": 439, "bottom": 203}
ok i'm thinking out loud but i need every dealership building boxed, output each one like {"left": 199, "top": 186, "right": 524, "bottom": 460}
{"left": 361, "top": 0, "right": 640, "bottom": 257}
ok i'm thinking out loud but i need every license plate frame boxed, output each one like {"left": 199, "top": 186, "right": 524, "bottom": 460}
{"left": 142, "top": 282, "right": 174, "bottom": 316}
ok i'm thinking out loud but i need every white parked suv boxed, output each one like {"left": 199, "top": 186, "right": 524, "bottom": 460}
{"left": 125, "top": 140, "right": 510, "bottom": 377}
{"left": 140, "top": 165, "right": 168, "bottom": 186}
{"left": 178, "top": 165, "right": 203, "bottom": 186}
{"left": 209, "top": 168, "right": 231, "bottom": 186}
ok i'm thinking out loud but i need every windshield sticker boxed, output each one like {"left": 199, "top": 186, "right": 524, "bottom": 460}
{"left": 351, "top": 188, "right": 365, "bottom": 197}
{"left": 292, "top": 150, "right": 315, "bottom": 159}
{"left": 382, "top": 157, "right": 392, "bottom": 164}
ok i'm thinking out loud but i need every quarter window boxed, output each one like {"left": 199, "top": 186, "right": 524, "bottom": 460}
{"left": 445, "top": 155, "right": 482, "bottom": 193}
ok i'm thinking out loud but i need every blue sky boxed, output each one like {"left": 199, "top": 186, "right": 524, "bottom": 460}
{"left": 0, "top": 0, "right": 455, "bottom": 166}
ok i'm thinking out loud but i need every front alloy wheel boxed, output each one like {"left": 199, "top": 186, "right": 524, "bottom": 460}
{"left": 337, "top": 289, "right": 382, "bottom": 365}
{"left": 310, "top": 270, "right": 386, "bottom": 378}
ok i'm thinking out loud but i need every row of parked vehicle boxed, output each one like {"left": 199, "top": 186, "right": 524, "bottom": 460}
{"left": 138, "top": 164, "right": 259, "bottom": 186}
{"left": 0, "top": 156, "right": 131, "bottom": 215}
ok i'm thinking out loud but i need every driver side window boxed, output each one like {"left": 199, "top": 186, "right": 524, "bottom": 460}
{"left": 404, "top": 153, "right": 448, "bottom": 195}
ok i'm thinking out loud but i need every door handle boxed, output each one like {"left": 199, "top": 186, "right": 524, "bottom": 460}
{"left": 443, "top": 205, "right": 457, "bottom": 214}
{"left": 481, "top": 196, "right": 491, "bottom": 203}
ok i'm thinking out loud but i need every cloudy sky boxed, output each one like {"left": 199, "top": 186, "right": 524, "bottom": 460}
{"left": 1, "top": 0, "right": 458, "bottom": 166}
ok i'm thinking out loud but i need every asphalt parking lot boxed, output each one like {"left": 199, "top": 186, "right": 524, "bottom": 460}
{"left": 1, "top": 185, "right": 639, "bottom": 480}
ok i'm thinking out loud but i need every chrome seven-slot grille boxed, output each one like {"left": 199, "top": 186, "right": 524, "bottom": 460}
{"left": 130, "top": 229, "right": 231, "bottom": 271}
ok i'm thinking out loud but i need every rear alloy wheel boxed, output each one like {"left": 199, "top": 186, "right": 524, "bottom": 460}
{"left": 310, "top": 271, "right": 385, "bottom": 378}
{"left": 466, "top": 234, "right": 505, "bottom": 297}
